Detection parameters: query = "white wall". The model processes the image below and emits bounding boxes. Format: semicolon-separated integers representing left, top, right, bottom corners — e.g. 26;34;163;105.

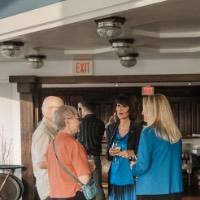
0;83;20;165
0;58;200;83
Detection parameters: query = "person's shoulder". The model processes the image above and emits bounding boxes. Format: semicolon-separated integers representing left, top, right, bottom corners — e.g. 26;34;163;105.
32;124;51;145
32;122;45;138
142;126;155;136
107;121;117;130
57;133;77;145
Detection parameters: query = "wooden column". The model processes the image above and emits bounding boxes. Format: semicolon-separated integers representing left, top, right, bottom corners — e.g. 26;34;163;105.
10;76;38;200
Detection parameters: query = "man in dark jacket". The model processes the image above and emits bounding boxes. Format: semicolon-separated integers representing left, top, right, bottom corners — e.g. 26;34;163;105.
77;99;105;200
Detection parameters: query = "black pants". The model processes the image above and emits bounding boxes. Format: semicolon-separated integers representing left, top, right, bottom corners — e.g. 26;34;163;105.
137;193;182;200
51;191;86;200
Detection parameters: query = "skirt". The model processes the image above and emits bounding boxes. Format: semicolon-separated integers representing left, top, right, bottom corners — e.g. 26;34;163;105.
109;184;136;200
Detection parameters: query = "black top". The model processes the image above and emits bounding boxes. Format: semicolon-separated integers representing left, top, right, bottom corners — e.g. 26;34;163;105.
106;120;145;161
77;114;105;156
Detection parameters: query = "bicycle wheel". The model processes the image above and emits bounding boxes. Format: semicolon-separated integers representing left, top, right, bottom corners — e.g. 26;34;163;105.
11;175;24;200
0;174;22;200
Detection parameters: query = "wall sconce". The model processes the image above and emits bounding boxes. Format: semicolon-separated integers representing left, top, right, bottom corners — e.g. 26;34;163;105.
120;53;139;67
95;16;126;39
25;55;46;69
0;41;24;59
109;38;134;56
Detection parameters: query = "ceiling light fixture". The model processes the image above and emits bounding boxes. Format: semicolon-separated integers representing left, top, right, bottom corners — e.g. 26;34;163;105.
95;16;126;39
0;41;24;59
120;53;139;68
25;55;46;69
109;38;134;56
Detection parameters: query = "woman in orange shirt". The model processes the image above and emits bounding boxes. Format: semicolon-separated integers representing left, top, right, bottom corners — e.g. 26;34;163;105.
46;105;92;200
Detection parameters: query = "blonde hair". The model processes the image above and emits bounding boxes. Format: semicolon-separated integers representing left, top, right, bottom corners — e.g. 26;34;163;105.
143;94;182;143
53;105;78;131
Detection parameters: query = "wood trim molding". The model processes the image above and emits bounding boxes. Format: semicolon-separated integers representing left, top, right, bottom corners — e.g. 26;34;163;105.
9;76;36;83
9;74;200;84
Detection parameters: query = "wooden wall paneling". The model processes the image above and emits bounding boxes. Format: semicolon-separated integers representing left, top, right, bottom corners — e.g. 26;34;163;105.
179;102;186;136
69;95;82;108
171;102;180;126
192;101;197;134
184;102;192;136
100;103;105;123
104;103;114;124
195;102;200;135
94;103;101;119
34;84;42;128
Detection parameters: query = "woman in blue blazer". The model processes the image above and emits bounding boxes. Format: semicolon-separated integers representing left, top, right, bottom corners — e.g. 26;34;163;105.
131;94;183;200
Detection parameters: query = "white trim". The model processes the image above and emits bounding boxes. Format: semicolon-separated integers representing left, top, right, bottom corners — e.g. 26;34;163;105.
42;82;200;88
0;0;168;40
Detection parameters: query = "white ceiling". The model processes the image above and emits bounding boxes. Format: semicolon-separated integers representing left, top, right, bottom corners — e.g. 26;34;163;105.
1;0;200;63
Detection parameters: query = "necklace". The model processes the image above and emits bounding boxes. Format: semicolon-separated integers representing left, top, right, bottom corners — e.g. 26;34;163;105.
118;121;130;137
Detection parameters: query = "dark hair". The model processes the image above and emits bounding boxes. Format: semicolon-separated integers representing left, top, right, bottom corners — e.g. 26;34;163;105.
115;94;139;121
81;98;95;113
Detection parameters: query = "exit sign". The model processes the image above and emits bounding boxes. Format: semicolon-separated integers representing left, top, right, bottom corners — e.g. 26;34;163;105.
73;60;93;76
142;86;155;95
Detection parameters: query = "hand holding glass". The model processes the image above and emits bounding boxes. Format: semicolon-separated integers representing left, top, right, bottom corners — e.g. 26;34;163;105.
111;140;121;163
88;155;96;172
130;155;137;169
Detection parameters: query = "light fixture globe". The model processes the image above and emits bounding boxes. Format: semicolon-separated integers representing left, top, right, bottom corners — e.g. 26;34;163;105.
25;55;46;69
109;38;134;56
95;16;126;39
0;41;24;59
120;53;139;68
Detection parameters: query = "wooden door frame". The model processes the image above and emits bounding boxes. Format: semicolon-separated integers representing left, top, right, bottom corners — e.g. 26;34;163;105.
9;74;200;200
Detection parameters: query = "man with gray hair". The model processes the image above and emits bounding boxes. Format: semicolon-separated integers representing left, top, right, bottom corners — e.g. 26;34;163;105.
31;96;64;200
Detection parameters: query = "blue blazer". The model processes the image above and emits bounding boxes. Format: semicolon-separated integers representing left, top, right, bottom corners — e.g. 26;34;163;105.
132;126;183;195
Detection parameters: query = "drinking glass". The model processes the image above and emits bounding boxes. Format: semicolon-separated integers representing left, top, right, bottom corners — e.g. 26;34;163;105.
88;155;95;171
112;140;121;163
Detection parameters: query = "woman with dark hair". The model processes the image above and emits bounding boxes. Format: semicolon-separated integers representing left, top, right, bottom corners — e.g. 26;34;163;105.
106;94;145;200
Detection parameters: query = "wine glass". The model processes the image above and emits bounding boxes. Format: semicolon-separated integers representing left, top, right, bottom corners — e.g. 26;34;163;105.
129;155;137;170
87;155;95;171
112;140;121;163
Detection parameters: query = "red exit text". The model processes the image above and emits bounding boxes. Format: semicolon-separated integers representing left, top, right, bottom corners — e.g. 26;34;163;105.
73;61;93;76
